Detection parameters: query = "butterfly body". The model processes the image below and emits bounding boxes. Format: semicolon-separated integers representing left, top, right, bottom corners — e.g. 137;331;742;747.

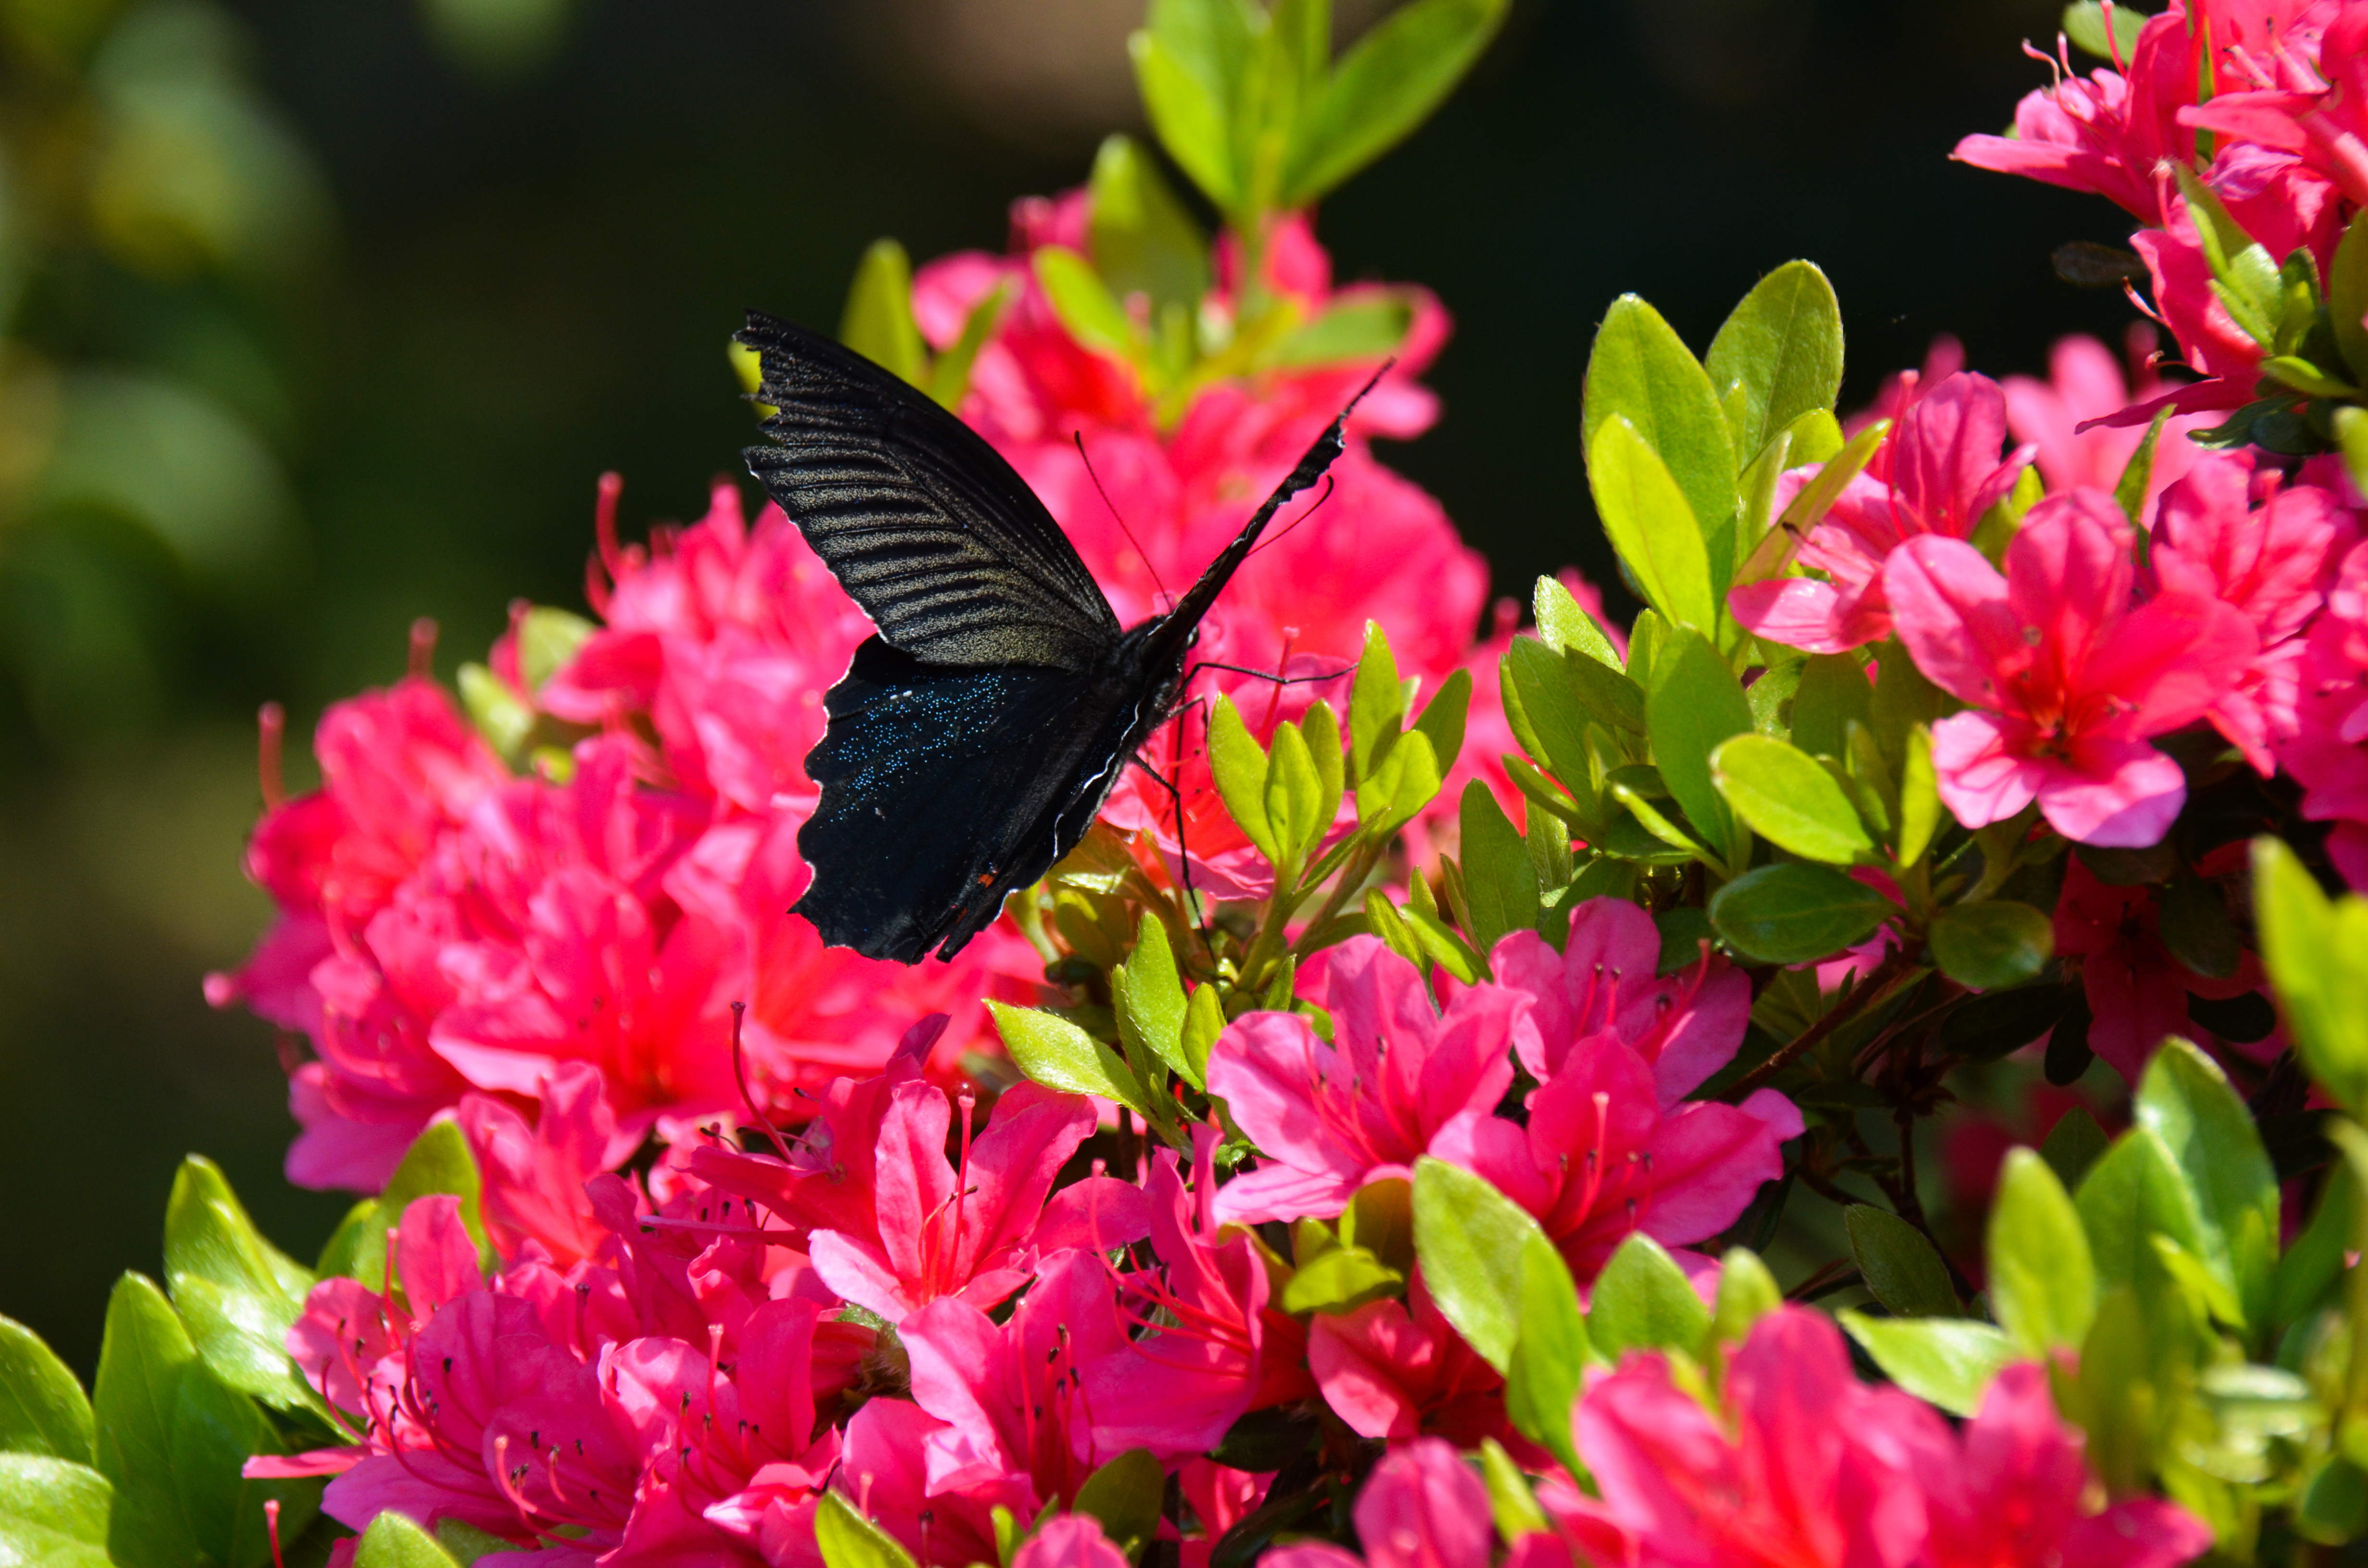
738;310;1369;964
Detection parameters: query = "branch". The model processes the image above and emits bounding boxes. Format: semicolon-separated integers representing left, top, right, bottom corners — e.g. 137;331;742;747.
1730;948;1918;1096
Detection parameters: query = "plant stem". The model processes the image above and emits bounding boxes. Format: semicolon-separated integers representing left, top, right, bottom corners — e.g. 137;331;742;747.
1730;948;1918;1095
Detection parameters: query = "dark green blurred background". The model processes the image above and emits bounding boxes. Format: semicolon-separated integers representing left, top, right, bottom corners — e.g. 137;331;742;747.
0;0;2146;1372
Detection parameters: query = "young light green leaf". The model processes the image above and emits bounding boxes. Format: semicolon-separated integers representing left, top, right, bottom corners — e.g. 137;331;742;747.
1401;899;1484;983
1128;0;1256;211
357;1512;465;1568
2074;1127;2207;1297
1711;733;1873;864
1533;575;1622;669
0;1452;114;1568
2061;0;2146;59
1845;1206;1960;1317
2135;1037;2278;1336
2272;1163;2354;1330
1115;914;1196;1089
839;238;926;386
2038;1107;2110;1192
1364;888;1428;970
1476;1439;1550;1540
815;1489;919;1568
1088;134;1210;313
0;1315;93;1463
1456;781;1540;960
1788;652;1873;761
1281;0;1512;206
1270;296;1417;367
1363;727;1441;834
1073;1448;1165;1556
1928;901;2053;990
1988;1148;2095;1355
1349;621;1405;783
1411;667;1471;776
1209;695;1278;860
2113;407;2174;527
1644;630;1752;865
2254;835;2368;1115
1034;246;1140;363
1703;260;1844;465
1410;1156;1554;1372
1302;700;1345;840
1264;719;1325;868
1181;981;1225;1087
989;1002;1149;1118
1279;1246;1404;1315
2332;208;2368;384
1708;862;1889;964
163;1157;319;1417
1838;1312;2015;1418
1589;416;1715;634
1710;1247;1782;1347
347;1121;488;1291
1896;724;1941;866
1587;1234;1710;1361
1582;296;1737;559
1503;1239;1587;1477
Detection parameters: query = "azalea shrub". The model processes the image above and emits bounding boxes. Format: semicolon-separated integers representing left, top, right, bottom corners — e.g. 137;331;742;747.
23;1;2368;1566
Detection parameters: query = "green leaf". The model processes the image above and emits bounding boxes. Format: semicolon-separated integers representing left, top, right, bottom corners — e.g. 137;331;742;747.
2135;1037;2278;1336
989;1002;1148;1118
1502;638;1594;788
1476;1439;1549;1541
1704;261;1844;466
1073;1448;1165;1559
2299;1454;2368;1544
2112;407;2174;528
1838;1312;2015;1418
436;1519;521;1565
2255;835;2368;1115
1988;1149;2096;1356
1363;727;1441;835
1282;0;1511;206
1587;1234;1710;1361
1710;1247;1782;1347
1181;981;1224;1087
456;663;532;761
1589;416;1716;635
1644;631;1752;866
1209;695;1277;860
1503;1241;1587;1477
1129;0;1255;211
1088;134;1210;315
1895;725;1941;867
1114;914;1196;1089
1455;782;1539;961
815;1490;919;1568
356;1512;464;1568
347;1121;488;1292
2061;0;2147;60
1582;297;1737;577
0;1316;93;1464
1033;246;1140;364
163;1157;320;1419
928;280;1010;410
2331;208;2368;385
1401;898;1484;983
2039;1107;2110;1192
92;1274;317;1568
839;238;926;386
1711;733;1872;865
2075;1127;2207;1298
1279;1245;1404;1314
1270;295;1415;368
1411;668;1470;778
0;1452;114;1568
1264;719;1324;869
1410;1157;1555;1372
1708;862;1889;964
1533;576;1622;669
1928;901;2052;990
1788;652;1873;761
1844;1206;1960;1317
2274;1162;2353;1330
2173;164;2282;346
1347;621;1405;783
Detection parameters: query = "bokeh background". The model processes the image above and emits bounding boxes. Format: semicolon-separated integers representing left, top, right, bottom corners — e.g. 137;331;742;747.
0;0;2149;1372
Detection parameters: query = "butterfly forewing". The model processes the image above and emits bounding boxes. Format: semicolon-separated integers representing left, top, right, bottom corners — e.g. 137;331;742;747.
739;312;1119;672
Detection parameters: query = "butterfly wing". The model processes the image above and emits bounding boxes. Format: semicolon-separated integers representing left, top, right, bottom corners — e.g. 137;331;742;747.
795;636;1143;962
738;312;1121;672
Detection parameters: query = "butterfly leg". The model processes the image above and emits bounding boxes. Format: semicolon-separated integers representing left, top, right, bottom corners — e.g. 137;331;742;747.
1125;751;1214;956
1181;660;1355;687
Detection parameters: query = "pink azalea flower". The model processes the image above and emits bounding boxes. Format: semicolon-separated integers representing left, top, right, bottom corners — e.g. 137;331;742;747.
2055;855;2269;1083
1260;1437;1494;1568
1547;1308;2211;1568
2281;528;2368;885
1951;10;2199;226
2184;1;2368;206
1205;936;1525;1225
1732;372;2034;654
1489;900;1752;1102
1884;489;2257;846
457;1060;629;1265
1012;1515;1131;1568
836;1398;1005;1568
2001;329;2205;516
1428;1019;1800;1284
2150;449;2352;771
1307;1275;1509;1448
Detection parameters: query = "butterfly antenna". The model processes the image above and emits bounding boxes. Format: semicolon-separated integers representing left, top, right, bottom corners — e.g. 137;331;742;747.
1246;473;1336;561
1074;431;1172;610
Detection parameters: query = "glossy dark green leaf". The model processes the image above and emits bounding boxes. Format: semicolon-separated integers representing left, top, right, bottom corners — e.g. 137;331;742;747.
1711;733;1871;864
1586;1234;1709;1361
1410;1157;1554;1372
1703;261;1844;465
1927;901;2052;990
1645;632;1751;866
1837;1312;2014;1418
1937;982;2074;1064
2158;871;2241;979
1282;0;1511;206
1844;1205;1960;1317
1074;1448;1165;1558
839;238;925;386
0;1452;114;1568
1988;1149;2095;1355
0;1314;93;1464
1708;862;1888;965
356;1512;464;1568
2135;1037;2277;1336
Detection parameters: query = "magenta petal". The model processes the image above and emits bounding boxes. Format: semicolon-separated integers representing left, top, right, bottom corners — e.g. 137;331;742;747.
1634;1099;1796;1247
1729;577;1872;655
2034;740;2187;848
1204;1012;1362;1184
1929;711;2041;830
1885;536;2023;706
1013;1516;1131;1568
1353;1437;1495;1568
1208;1161;1360;1226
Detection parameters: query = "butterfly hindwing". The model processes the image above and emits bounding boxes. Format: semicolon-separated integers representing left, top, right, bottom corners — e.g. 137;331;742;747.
795;636;1142;961
739;312;1121;672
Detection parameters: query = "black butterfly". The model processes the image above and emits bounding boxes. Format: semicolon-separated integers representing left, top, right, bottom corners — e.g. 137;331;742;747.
736;310;1375;964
